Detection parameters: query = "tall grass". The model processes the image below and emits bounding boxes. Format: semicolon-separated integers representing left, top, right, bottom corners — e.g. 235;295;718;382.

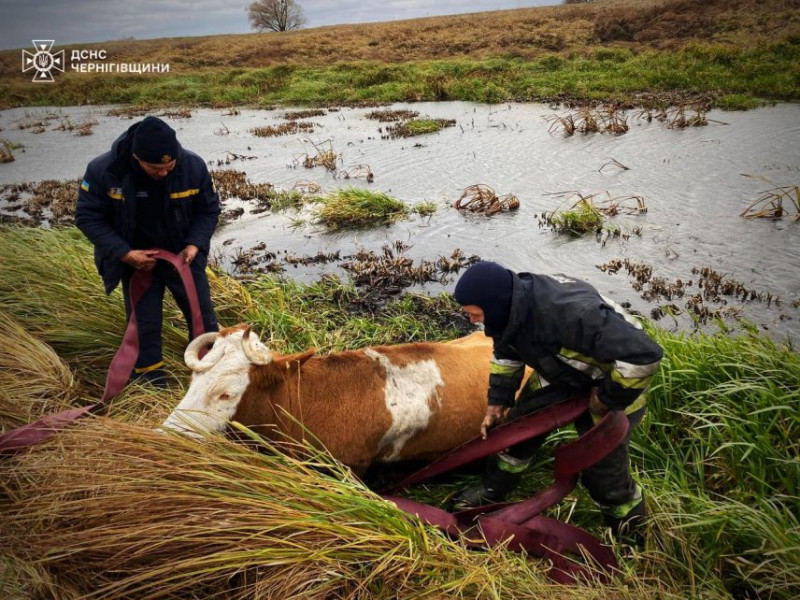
0;227;798;599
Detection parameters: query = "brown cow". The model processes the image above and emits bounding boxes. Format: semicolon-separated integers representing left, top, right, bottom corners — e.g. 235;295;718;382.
161;325;495;473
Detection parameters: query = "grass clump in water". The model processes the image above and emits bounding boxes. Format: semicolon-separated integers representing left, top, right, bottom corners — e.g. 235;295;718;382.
312;186;409;229
541;198;605;235
385;118;456;139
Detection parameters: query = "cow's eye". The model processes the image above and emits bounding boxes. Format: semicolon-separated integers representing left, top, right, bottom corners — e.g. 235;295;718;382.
219;392;231;400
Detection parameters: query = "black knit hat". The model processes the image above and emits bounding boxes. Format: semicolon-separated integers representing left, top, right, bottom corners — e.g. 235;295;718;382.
132;116;181;164
454;261;514;336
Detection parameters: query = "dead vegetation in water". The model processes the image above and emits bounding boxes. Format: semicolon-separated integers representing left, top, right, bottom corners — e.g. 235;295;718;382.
283;109;326;121
740;175;799;222
546;106;629;135
0;139;16;163
636;104;709;128
292;181;322;194
299;140;339;171
208;150;258;167
382;118;456;139
453;184;520;216
230;243;285;275
212;170;305;224
597;258;798;325
335;164;374;183
0;179;80;226
212;170;274;203
107;106;150;119
341;242;480;292
365;109;420;122
251;121;316;137
159;107;193;119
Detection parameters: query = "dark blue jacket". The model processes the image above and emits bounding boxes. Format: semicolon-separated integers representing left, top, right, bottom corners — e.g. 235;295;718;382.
76;122;220;294
487;273;663;411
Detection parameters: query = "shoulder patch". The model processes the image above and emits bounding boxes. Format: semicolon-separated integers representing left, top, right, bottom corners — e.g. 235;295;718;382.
80;180;90;192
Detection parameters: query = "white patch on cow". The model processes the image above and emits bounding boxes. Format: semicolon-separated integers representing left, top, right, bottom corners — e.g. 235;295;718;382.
365;349;445;461
160;329;254;437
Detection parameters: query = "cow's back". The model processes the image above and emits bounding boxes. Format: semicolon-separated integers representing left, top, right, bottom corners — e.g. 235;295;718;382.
254;333;494;473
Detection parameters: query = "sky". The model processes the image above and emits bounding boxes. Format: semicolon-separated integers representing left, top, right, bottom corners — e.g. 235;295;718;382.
1;1;557;51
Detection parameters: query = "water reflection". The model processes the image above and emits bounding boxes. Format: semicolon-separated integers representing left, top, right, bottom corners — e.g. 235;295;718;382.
1;102;798;340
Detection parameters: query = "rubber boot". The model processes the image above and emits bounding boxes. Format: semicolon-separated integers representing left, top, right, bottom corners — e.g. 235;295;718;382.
452;456;524;509
603;497;647;546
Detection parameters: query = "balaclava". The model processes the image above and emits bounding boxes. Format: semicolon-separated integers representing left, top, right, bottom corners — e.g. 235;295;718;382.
454;261;514;336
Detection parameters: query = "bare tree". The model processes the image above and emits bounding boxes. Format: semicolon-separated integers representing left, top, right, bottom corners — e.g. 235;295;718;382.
248;0;306;32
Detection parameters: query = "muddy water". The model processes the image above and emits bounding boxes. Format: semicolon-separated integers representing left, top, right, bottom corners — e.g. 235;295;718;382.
1;102;798;340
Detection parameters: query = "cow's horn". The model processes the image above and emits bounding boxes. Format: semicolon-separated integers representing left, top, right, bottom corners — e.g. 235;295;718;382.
184;332;221;372
242;327;273;365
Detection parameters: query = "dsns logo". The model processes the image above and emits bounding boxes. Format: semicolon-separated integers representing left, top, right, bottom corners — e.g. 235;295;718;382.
22;40;65;83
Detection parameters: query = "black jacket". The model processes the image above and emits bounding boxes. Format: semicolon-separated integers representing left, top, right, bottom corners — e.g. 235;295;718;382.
487;272;663;411
75;122;220;294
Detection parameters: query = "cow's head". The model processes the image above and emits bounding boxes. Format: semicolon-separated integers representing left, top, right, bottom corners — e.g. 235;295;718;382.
160;324;314;438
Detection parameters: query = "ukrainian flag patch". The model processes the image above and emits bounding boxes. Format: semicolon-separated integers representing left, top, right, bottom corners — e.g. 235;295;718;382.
80;180;90;192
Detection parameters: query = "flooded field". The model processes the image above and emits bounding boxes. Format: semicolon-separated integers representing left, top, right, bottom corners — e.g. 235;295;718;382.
1;102;798;340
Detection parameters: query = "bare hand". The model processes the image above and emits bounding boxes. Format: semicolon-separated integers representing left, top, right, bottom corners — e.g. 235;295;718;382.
481;405;508;439
589;387;609;418
122;249;159;271
182;244;199;264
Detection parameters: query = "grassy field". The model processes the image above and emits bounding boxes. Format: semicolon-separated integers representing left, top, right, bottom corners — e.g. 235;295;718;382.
0;226;798;599
1;0;798;109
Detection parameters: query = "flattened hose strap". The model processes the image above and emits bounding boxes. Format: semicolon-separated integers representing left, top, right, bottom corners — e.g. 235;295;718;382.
383;402;630;584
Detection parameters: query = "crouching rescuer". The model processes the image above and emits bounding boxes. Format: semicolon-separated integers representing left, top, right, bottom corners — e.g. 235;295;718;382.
452;261;663;541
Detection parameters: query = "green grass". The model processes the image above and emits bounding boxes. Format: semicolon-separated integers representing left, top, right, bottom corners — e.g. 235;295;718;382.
543;199;605;235
311;187;409;229
1;41;797;109
0;226;798;599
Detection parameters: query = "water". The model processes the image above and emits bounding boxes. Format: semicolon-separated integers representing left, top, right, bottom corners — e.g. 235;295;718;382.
1;102;799;340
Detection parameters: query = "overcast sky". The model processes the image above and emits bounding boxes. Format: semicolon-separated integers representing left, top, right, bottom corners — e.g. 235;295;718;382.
1;1;557;51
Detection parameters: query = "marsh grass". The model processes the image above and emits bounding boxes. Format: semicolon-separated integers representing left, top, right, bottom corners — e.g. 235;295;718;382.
1;227;799;599
312;186;409;229
542;198;605;235
385;118;457;139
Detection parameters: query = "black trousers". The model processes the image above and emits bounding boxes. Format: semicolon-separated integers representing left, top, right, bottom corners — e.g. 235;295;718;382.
122;259;219;372
500;379;644;509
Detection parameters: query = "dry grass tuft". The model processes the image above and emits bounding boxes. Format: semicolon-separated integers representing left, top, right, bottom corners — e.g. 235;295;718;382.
454;184;520;215
0;419;570;600
0;311;79;432
740;174;799;221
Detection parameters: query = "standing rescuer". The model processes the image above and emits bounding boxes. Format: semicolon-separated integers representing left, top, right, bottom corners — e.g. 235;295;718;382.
76;116;220;386
452;261;663;541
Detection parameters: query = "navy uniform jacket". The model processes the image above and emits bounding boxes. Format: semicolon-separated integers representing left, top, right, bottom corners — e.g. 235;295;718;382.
75;122;220;294
487;272;663;412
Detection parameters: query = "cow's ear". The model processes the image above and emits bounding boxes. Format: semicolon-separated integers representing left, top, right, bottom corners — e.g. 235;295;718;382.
277;348;316;370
